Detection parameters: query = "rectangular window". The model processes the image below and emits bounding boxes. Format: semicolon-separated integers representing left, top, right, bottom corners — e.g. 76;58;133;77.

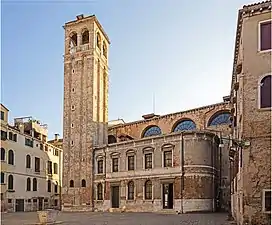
35;157;40;172
145;153;152;169
8;132;13;140
53;163;58;174
97;160;103;174
264;190;271;212
25;138;33;147
0;111;4;120
128;156;135;171
1;172;4;184
13;134;17;142
260;20;272;51
54;149;59;156
112;158;118;172
1;130;7;140
163;150;172;167
47;161;52;174
8;199;12;204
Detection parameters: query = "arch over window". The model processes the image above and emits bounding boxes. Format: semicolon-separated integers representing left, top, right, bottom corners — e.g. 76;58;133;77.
97;183;103;200
33;178;37;191
142;126;162;138
70;33;77;48
82;30;89;44
208;111;231;126
26;177;31;191
96;33;101;49
69;180;74;187
108;135;117;144
260;75;271;108
102;41;107;58
8;174;13;190
8;150;14;165
26;154;31;168
128;181;134;200
173;119;196;132
81;179;86;187
47;180;51;192
1;148;5;161
145;180;152;200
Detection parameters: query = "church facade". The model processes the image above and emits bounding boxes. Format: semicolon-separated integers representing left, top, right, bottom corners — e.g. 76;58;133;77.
59;14;233;213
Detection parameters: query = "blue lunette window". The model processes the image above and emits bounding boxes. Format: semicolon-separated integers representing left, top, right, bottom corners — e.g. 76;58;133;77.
143;126;162;137
208;112;231;126
173;120;196;132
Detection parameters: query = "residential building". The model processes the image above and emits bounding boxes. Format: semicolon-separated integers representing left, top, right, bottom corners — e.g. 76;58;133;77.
230;1;271;224
0;104;63;212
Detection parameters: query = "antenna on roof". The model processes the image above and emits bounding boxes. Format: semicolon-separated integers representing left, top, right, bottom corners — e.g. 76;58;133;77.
153;92;156;114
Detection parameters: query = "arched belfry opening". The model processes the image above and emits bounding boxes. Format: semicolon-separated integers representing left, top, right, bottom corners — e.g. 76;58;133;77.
70;33;77;48
82;30;89;44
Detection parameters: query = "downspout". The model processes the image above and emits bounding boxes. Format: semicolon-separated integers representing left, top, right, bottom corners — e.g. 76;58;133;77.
59;149;62;211
180;133;184;213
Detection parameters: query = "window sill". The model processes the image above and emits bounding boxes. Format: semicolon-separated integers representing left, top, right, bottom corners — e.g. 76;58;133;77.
7;189;15;192
262;211;271;214
258;107;271;112
258;49;272;54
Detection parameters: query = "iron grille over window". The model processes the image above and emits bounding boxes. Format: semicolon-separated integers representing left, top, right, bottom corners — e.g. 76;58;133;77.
143;126;162;137
173;120;196;132
112;158;118;172
128;181;134;200
164;151;172;167
145;153;152;169
145;180;152;200
128;156;135;171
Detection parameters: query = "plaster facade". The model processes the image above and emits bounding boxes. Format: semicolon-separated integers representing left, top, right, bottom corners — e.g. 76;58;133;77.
0;104;63;212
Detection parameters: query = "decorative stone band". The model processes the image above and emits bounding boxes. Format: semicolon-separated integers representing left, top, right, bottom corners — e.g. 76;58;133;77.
182;199;215;213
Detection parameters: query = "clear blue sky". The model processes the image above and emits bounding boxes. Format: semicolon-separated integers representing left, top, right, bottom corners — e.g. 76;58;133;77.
1;0;256;139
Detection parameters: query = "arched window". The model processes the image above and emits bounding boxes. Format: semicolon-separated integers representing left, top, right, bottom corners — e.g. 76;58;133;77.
82;30;89;44
70;33;77;48
1;148;5;161
145;180;152;200
47;180;51;192
97;183;103;200
33;178;37;191
26;177;31;191
81;179;86;187
142;126;162;137
260;75;271;108
96;33;101;49
108;135;117;144
8;150;14;165
69;180;74;187
55;182;58;193
127;181;134;200
1;172;4;184
102;41;107;58
173;119;196;132
26;154;31;168
8;175;13;190
208;112;231;126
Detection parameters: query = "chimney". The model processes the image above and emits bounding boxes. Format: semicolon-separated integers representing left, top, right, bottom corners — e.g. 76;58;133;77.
54;133;59;141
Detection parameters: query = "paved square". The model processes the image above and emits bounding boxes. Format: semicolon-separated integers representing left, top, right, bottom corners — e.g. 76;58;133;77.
2;212;232;225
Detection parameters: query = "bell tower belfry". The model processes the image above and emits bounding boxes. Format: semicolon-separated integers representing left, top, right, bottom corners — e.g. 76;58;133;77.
62;14;110;210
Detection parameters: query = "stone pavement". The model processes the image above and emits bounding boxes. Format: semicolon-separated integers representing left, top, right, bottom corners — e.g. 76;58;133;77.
1;212;234;225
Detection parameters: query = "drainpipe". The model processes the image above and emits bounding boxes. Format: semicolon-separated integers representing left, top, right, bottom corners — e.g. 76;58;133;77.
59;149;62;211
180;133;184;214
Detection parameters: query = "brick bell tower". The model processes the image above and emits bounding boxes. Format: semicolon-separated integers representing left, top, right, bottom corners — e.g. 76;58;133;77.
62;14;110;210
